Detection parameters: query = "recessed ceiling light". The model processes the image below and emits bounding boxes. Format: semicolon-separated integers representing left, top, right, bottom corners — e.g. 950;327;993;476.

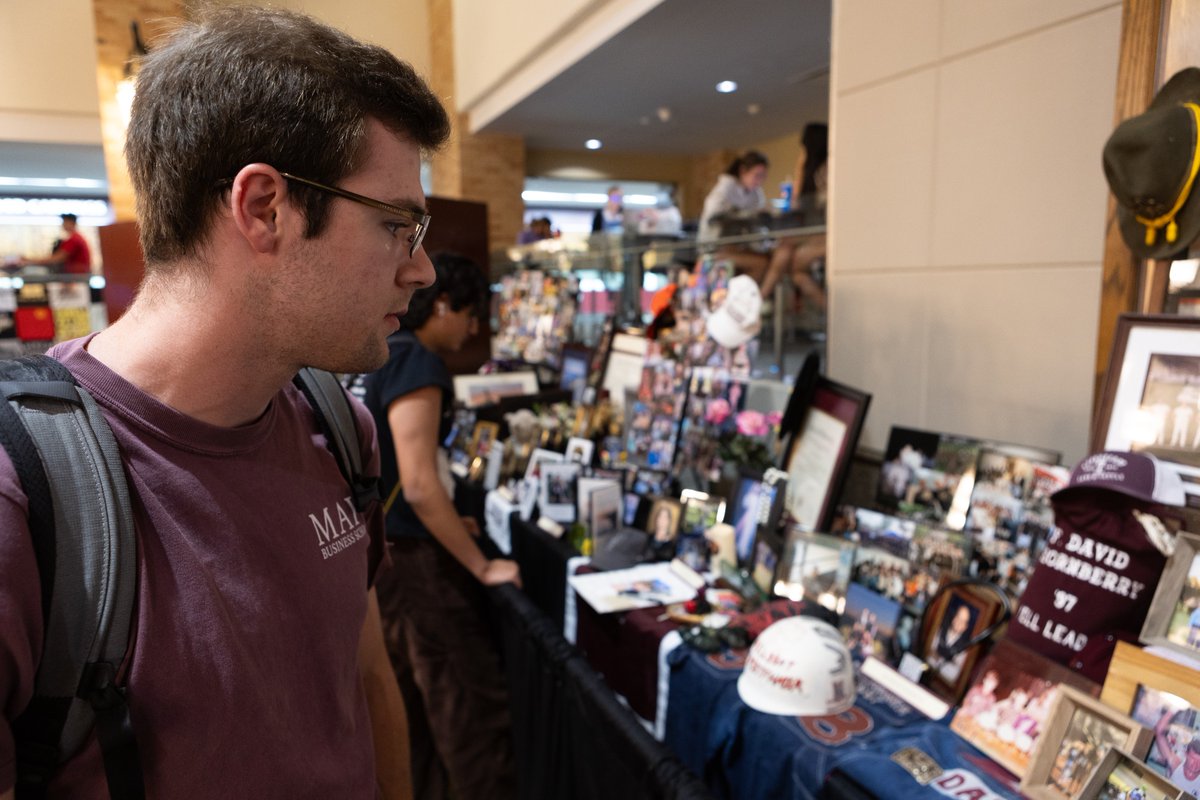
585;139;602;150
657;106;671;122
747;103;761;115
716;80;738;93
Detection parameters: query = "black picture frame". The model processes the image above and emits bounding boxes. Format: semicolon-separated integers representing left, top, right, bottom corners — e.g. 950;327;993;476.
780;376;870;533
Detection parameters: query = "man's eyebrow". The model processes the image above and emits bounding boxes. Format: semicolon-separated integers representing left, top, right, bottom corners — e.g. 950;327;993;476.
391;198;428;217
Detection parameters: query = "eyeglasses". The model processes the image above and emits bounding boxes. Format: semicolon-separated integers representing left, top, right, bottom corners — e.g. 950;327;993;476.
279;172;431;258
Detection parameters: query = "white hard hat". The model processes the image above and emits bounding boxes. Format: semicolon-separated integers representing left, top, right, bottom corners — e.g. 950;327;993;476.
736;616;856;716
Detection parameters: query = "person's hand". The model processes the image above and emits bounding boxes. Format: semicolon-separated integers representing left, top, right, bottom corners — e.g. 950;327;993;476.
462;516;481;538
479;558;521;589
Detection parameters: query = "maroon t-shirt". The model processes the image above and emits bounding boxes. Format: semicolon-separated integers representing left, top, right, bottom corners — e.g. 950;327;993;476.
0;335;384;797
1006;490;1167;683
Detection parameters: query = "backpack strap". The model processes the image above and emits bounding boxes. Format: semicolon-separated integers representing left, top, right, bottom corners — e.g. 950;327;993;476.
0;355;144;800
293;367;380;513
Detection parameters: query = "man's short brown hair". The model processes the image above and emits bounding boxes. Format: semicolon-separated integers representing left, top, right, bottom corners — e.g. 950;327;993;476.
126;5;450;266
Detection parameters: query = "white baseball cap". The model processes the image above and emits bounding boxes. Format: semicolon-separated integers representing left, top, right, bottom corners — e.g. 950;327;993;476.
737;616;856;716
707;274;762;348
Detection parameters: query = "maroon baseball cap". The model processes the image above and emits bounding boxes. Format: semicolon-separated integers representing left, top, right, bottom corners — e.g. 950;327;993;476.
1053;450;1185;506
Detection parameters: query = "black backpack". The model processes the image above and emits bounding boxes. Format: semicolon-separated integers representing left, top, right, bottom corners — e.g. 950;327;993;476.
0;355;378;799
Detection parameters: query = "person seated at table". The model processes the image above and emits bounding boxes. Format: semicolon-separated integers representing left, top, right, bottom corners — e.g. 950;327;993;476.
759;123;828;309
698;150;826;313
363;252;521;800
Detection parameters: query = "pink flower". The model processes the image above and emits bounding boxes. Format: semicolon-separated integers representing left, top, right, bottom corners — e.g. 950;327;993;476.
765;410;783;428
736;410;769;437
706;398;731;425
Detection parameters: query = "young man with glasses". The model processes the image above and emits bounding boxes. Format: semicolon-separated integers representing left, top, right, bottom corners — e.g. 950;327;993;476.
0;6;454;799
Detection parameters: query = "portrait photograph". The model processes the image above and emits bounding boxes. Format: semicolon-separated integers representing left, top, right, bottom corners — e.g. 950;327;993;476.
645;498;682;546
1021;684;1152;800
924;592;980;687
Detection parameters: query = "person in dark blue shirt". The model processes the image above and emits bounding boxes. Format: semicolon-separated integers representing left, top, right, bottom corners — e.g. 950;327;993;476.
364;252;520;800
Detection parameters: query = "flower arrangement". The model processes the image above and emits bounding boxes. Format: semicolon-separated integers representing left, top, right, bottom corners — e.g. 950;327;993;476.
716;409;783;474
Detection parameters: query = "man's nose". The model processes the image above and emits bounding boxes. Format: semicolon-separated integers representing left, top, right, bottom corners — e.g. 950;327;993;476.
406;247;435;288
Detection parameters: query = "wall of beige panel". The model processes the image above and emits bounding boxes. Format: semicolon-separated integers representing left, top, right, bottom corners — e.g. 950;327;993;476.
826;0;1121;466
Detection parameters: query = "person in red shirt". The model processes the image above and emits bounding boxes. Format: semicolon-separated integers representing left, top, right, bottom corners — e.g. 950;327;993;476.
19;213;92;274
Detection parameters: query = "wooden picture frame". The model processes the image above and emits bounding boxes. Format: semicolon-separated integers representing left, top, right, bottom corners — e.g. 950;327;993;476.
470;420;500;459
781;376;870;533
1076;747;1197;800
950;637;1099;779
453;370;539;409
919;582;1007;704
1101;640;1200;715
1142;532;1200;662
1020;685;1152;800
1091;313;1200;507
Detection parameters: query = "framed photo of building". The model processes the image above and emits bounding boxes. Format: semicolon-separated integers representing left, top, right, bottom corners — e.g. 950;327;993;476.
1093;313;1200;508
1142;532;1200;661
1020;685;1152;800
453;371;539;409
781;376;870;532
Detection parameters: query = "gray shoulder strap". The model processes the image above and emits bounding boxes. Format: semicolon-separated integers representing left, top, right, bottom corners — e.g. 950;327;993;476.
293;367;379;512
2;359;142;794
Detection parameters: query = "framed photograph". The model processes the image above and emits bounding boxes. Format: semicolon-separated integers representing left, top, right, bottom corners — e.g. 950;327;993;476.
1093;313;1200;507
645;497;683;548
950;637;1099;779
1076;747;1197;800
1142;532;1200;661
772;528;856;608
840;582;904;663
875;426;981;530
565;436;595;466
453;371;539;409
1021;684;1153;800
1102;641;1200;793
588;482;622;537
470;421;500;459
729;468;789;569
782;376;870;532
539;462;581;523
920;582;1008;703
676;489;727;571
558;343;592;392
524;447;564;481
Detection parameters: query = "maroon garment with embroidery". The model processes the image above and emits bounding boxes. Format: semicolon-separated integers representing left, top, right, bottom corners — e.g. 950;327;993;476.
0;335;384;797
1006;489;1167;683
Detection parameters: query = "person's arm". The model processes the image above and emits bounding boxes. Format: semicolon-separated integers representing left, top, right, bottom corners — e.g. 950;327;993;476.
387;387;520;587
17;250;68;268
358;589;412;800
1155;708;1183;774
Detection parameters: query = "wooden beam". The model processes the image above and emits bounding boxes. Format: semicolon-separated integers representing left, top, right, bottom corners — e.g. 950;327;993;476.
1093;0;1164;430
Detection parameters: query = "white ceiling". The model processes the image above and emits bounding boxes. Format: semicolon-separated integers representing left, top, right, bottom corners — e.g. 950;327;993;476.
480;0;832;154
0;0;831;194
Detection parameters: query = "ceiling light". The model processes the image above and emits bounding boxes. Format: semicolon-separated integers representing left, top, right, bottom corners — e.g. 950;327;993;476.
716;80;738;93
746;103;761;115
656;107;671;122
585;139;602;150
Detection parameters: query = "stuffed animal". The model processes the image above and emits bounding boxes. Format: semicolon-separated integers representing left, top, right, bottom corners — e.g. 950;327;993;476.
503;408;540;479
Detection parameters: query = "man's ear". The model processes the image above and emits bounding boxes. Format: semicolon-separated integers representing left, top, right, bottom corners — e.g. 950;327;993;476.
228;164;290;254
